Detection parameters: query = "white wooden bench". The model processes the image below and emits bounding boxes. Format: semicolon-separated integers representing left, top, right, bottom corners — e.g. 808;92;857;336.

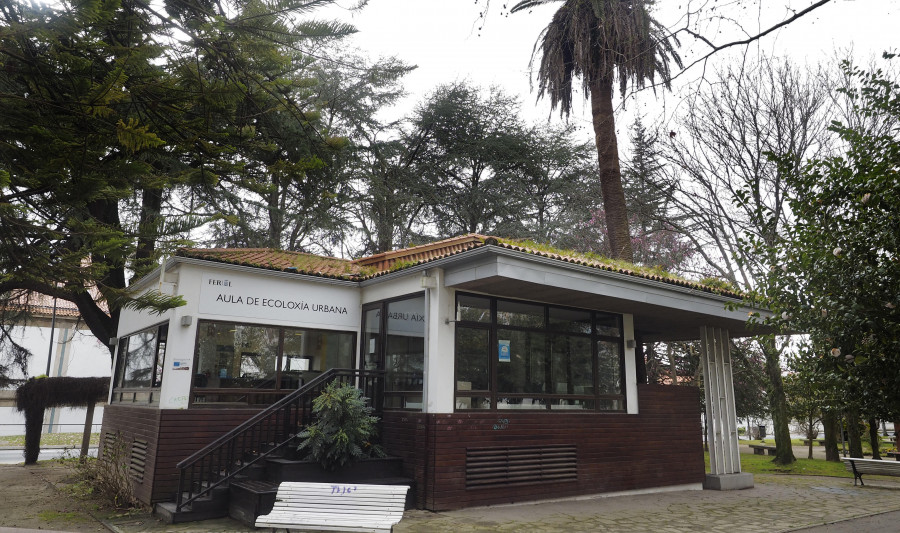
255;481;409;532
841;457;900;486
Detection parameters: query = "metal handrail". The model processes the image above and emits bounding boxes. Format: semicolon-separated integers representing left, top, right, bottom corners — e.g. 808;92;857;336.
174;368;384;512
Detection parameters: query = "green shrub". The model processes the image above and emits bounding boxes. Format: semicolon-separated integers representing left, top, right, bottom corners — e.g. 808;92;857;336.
297;381;385;470
68;433;141;510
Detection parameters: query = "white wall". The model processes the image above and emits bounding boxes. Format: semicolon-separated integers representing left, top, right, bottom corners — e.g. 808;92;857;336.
1;322;110;437
127;262;366;409
360;273;422;304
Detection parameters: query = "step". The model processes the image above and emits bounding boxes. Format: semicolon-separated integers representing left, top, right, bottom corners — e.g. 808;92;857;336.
154;482;231;524
229;480;279;526
155;496;228;524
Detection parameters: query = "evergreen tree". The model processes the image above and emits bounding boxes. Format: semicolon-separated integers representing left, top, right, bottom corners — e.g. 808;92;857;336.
0;0;358;374
757;56;900;441
413;82;531;236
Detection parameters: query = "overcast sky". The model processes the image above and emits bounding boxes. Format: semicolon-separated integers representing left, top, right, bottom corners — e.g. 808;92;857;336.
321;0;899;140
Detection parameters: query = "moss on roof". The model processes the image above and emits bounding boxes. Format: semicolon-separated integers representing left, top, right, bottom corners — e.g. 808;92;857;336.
491;237;742;299
176;235;743;299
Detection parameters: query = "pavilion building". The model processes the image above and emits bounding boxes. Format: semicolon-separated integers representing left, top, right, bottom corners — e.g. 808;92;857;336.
101;234;758;516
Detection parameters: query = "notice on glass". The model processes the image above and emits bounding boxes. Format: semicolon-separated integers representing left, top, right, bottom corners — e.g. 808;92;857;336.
498;340;510;363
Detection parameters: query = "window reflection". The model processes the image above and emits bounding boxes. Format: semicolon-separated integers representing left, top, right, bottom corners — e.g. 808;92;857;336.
116;324;167;390
496;329;546;395
455;327;490;391
196;323;279;391
192;321;355;405
454;294;624;412
384;296;425;409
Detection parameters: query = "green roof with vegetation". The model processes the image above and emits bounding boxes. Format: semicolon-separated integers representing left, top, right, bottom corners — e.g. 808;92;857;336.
177;234;743;299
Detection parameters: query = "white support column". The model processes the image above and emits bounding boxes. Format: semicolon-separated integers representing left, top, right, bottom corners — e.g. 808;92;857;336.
423;268;455;413
623;314;638;414
700;326;753;490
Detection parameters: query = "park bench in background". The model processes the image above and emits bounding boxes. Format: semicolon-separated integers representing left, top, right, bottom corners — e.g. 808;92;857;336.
255;482;409;532
841;457;900;486
749;444;776;456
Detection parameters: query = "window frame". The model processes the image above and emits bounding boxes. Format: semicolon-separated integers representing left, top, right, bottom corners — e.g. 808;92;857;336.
189;319;357;406
454;292;626;412
360;292;426;411
110;322;168;405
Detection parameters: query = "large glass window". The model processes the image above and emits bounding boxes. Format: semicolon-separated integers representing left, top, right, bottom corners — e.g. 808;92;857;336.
385;297;425;406
497;300;544;328
455;328;490;392
196;323;279;391
454;294;625;412
193;320;355;405
361;294;425;410
457;294;490;323
496;329;546;395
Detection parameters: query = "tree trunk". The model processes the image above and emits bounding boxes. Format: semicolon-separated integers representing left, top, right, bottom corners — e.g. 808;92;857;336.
806;414;814;459
634;338;647;385
761;336;795;464
135;187;162;279
667;343;677;385
868;417;882;460
822;410;840;462
847;408;864;458
589;77;633;263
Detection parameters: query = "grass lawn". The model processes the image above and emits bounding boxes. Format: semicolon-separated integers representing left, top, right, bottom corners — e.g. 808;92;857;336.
706;452;851;477
0;432;100;447
737;452;851;477
706;451;899;482
741;438;893;455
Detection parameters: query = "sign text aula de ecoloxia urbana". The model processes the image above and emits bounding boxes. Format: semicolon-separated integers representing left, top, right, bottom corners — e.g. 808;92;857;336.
214;293;349;314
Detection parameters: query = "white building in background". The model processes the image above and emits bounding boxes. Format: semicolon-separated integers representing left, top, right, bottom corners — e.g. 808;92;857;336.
0;294;111;437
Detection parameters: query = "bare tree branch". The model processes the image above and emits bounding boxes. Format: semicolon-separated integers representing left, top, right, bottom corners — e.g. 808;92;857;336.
670;0;834;83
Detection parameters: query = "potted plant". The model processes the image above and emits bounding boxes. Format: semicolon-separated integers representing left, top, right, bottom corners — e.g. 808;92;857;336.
297;381;385;471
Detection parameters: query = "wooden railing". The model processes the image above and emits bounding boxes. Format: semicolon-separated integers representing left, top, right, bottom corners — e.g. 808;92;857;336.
174;368;384;512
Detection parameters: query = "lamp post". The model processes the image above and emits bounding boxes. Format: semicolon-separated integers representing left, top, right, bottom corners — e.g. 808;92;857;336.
45;296;58;377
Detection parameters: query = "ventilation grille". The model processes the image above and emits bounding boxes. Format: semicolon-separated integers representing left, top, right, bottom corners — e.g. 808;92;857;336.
129;439;148;482
466;444;577;489
102;432;117;460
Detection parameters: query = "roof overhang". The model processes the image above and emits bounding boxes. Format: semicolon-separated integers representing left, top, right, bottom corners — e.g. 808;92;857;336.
436;246;772;342
128;256;359;293
133;245;772;342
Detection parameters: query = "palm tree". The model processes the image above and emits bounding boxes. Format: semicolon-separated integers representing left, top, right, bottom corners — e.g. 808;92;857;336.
511;0;681;262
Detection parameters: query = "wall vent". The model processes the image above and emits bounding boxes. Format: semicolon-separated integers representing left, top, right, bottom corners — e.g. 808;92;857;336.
129;439;148;483
466;444;577;489
101;432;117;460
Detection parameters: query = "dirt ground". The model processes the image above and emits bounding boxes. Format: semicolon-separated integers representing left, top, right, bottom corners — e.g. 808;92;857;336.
0;460;132;532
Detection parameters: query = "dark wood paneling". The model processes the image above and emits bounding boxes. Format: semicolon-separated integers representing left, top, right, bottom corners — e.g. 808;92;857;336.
382;384;704;511
99;405;161;505
101;405;262;504
103;384;703;510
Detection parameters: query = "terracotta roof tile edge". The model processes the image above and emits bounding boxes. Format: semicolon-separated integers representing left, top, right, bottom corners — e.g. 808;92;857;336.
178;247;353;263
175;240;741;298
175;249;358;280
354;234;489;267
359;240;485;279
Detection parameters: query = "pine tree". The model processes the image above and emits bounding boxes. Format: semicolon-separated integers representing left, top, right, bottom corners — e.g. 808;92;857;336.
0;0;358;374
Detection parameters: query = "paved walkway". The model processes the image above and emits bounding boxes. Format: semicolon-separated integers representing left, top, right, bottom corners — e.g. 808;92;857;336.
2;455;899;533
392;474;900;533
